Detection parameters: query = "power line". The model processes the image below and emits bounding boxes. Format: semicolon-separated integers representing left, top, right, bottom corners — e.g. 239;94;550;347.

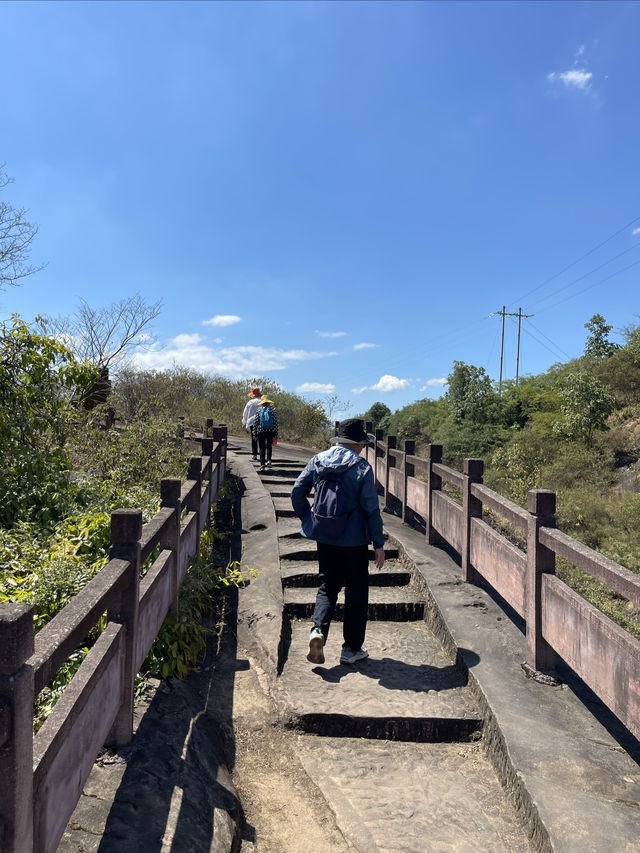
526;242;640;311
526;319;572;360
519;323;569;363
536;257;640;314
507;213;640;309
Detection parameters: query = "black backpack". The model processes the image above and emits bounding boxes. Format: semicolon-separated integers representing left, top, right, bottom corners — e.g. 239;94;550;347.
311;473;349;539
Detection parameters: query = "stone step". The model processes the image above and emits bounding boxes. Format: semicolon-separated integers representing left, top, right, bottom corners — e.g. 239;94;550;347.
277;621;482;742
259;468;303;479
282;562;412;588
275;517;305;537
295;738;529;852
275;507;297;518
272;496;296;510
283;587;425;621
279;545;400;562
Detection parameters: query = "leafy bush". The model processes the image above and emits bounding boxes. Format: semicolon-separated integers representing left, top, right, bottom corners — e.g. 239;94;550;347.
0;315;97;526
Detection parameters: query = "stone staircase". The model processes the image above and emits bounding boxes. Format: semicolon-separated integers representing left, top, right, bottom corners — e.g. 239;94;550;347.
246;450;532;853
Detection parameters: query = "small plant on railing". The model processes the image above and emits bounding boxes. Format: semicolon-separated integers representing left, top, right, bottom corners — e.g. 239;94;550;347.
142;478;257;681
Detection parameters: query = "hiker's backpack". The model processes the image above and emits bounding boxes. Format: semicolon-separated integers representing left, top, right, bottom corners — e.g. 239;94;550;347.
311;474;350;539
259;406;274;430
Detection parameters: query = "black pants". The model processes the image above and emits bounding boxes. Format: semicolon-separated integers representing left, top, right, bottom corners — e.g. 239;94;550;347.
250;426;258;457
313;543;369;650
257;431;274;465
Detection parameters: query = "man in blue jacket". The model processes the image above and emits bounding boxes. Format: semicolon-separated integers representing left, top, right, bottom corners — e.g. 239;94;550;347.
291;419;385;665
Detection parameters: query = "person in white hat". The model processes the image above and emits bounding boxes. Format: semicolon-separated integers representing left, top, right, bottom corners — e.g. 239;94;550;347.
241;386;261;460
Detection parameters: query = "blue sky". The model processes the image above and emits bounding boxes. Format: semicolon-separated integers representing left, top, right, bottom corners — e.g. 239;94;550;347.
1;0;639;418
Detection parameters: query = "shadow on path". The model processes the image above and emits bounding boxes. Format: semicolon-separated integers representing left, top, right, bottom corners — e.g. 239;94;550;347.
97;492;255;853
312;649;480;693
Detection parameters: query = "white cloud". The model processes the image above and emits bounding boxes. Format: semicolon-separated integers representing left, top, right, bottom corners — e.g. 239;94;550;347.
351;374;410;394
547;70;593;91
574;45;585;62
173;333;203;347
315;330;347;338
420;378;447;391
296;382;336;394
633;228;640;236
203;314;242;327
353;342;379;350
132;333;337;378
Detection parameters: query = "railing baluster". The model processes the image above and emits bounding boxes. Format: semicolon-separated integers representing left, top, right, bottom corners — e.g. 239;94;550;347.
526;489;558;672
106;509;141;747
0;603;34;853
462;458;484;584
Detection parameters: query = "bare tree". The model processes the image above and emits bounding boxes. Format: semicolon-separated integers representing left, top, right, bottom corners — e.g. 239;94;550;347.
41;293;163;372
0;165;45;289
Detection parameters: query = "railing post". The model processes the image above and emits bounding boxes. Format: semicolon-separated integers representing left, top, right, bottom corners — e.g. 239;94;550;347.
526;489;558;672
374;428;384;494
160;478;182;613
210;425;226;496
365;422;373;464
205;417;214;438
403;440;415;525
385;435;397;513
426;444;442;545
462;458;484;584
202;437;214;525
107;509;142;747
334;420;339;435
187;457;202;547
0;604;34;853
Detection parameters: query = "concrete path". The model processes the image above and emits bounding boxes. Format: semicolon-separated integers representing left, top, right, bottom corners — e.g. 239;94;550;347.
233;439;640;853
235;444;531;852
57;437;640;852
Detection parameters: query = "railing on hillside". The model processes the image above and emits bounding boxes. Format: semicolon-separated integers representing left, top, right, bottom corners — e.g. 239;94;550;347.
0;422;228;853
362;423;640;744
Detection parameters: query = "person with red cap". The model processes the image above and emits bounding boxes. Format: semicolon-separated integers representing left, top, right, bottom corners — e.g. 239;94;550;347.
242;386;261;460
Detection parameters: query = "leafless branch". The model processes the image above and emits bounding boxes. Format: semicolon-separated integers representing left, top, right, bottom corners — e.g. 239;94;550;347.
0;165;46;288
41;293;163;371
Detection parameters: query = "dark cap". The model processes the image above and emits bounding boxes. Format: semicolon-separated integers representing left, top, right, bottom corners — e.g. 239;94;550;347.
329;418;375;447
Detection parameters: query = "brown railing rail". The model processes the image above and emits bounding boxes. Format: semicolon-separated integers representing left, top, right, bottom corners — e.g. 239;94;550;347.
0;422;227;853
363;423;640;744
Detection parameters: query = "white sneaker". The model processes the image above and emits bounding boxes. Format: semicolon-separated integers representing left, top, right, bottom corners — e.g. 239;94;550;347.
307;627;325;664
340;646;369;665
267;461;272;468
258;465;266;472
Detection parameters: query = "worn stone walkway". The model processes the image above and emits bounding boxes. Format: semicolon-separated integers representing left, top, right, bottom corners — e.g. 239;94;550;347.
58;438;640;852
235;441;640;853
237;447;531;852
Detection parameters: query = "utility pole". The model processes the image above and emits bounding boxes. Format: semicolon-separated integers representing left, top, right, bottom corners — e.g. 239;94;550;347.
515;307;533;385
499;305;505;394
490;307;533;392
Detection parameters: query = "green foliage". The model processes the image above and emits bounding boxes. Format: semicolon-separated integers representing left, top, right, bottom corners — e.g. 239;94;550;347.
378;398;447;448
445;361;495;424
584;313;618;360
143;514;258;680
360;402;392;428
111;369;331;446
554;371;616;446
0;316;97;526
69;406;186;514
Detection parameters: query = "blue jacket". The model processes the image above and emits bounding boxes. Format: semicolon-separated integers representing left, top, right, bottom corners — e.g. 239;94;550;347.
291;445;384;548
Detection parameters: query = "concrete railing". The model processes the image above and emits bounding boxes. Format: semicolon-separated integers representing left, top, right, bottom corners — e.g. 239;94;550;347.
0;423;228;853
362;424;640;744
